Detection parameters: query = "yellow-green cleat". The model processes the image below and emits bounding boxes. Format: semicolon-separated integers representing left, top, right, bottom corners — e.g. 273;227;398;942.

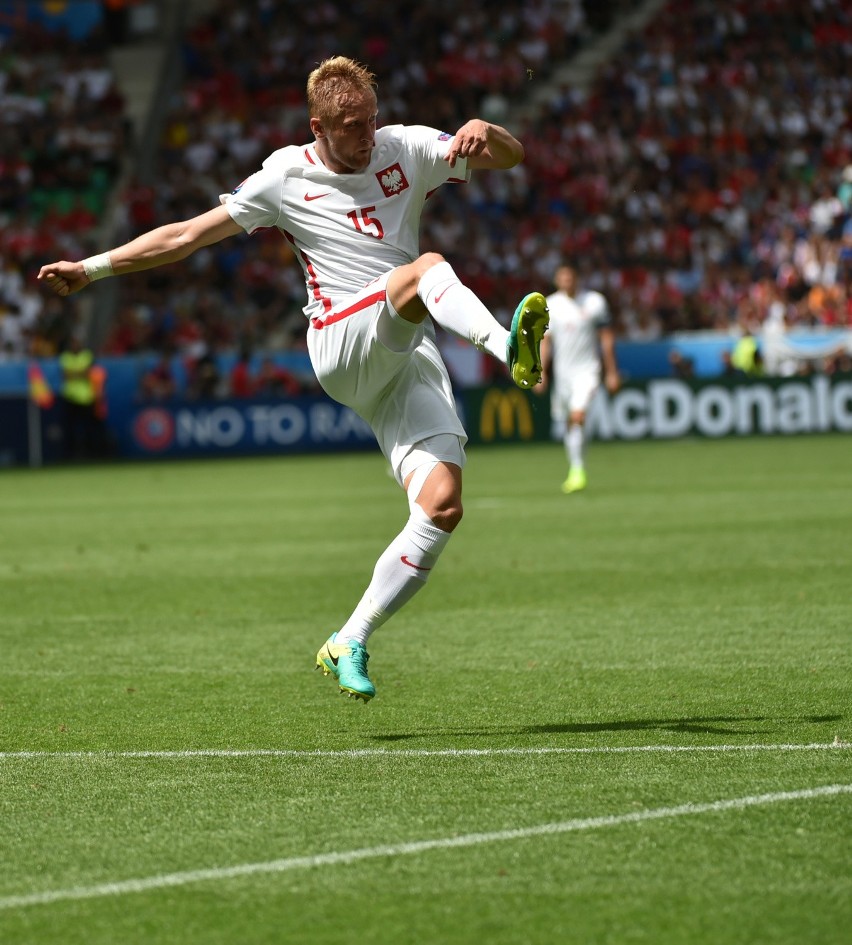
561;467;587;494
316;633;375;702
507;292;549;389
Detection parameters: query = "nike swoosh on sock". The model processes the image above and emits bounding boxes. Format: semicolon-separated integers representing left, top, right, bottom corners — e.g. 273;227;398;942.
400;555;432;571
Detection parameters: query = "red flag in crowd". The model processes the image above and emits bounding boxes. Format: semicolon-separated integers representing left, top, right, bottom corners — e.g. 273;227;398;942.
27;361;54;409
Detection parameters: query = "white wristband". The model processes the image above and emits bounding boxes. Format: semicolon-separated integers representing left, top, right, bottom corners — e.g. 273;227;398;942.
82;252;114;282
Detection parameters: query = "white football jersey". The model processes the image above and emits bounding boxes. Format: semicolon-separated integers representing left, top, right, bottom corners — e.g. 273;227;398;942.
221;125;469;324
545;288;611;374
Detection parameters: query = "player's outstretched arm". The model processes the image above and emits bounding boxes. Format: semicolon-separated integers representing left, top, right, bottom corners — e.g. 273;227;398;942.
38;205;243;297
444;119;524;170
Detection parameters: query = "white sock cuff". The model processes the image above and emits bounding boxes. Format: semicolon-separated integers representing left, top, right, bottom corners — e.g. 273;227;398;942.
416;260;457;303
408;503;451;553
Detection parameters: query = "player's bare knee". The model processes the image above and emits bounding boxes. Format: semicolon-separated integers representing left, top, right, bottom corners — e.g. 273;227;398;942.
429;500;463;532
415;482;463;531
407;457;463;529
429;480;464;530
414;252;446;277
390;256;446;314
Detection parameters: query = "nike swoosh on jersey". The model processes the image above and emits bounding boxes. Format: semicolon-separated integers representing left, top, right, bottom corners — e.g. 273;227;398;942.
304;192;331;201
400;555;431;571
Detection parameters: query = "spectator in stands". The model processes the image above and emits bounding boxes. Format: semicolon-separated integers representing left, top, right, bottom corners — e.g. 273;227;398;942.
139;351;177;402
59;335;103;459
838;166;852;215
670;350;695;380
730;332;764;377
185;350;221;400
229;345;255;398
102;0;139;46
254;356;302;398
810;185;844;239
103;304;144;355
825;348;852;376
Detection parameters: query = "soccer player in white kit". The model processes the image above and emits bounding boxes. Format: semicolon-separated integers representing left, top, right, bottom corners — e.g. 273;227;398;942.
38;57;549;702
539;264;620;493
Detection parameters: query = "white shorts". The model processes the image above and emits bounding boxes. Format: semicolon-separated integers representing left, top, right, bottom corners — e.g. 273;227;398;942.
551;367;601;420
307;272;468;484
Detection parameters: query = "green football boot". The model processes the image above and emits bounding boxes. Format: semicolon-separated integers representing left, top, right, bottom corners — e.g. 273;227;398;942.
316;633;375;702
561;467;587;494
507;292;549;389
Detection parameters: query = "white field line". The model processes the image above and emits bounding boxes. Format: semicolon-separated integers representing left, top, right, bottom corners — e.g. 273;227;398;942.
0;742;848;761
1;784;849;912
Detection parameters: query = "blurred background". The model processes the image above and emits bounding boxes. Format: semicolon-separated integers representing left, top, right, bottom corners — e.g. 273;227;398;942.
0;0;850;466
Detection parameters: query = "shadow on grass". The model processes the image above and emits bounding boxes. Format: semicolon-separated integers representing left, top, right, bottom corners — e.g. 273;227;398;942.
370;714;842;742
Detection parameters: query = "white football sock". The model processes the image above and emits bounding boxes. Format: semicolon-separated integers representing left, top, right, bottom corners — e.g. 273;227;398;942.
417;260;509;363
566;423;585;470
336;504;451;646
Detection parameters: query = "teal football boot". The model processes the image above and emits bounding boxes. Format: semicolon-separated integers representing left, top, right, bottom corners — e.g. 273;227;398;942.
316;633;375;702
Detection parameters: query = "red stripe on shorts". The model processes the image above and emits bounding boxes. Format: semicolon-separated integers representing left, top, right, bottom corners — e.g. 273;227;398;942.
310;290;387;329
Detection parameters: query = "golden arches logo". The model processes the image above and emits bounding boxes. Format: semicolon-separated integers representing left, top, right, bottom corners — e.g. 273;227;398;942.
480;388;534;441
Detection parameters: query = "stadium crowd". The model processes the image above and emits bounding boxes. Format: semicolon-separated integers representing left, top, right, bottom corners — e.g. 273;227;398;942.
515;0;852;346
0;3;130;360
3;0;851;384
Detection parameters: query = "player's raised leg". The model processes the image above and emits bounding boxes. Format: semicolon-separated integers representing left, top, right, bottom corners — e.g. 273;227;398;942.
388;255;549;388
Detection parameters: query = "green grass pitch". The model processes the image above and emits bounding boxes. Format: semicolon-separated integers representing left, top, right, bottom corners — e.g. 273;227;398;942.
1;436;850;944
